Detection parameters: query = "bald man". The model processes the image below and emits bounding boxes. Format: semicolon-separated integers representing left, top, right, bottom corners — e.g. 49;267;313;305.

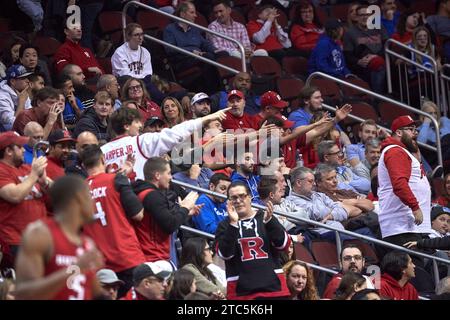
23;121;45;164
65;131;99;177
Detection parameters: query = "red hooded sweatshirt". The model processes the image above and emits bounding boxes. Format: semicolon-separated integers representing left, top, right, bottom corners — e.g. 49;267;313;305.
380;273;419;300
380;136;423;211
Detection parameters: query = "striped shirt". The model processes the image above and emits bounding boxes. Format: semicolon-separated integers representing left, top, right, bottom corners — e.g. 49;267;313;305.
208;19;252;53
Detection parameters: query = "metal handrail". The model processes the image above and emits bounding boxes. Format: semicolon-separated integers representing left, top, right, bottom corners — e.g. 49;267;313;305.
385;39;441;109
173;180;438;298
172;179;450;266
440;65;450;116
305;72;443;169
122;1;246;73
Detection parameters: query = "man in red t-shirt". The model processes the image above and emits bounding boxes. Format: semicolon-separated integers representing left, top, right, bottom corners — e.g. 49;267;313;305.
46;129;76;180
0;131;50;266
221;90;259;131
80;145;145;297
14;175;106;300
253;90;288;126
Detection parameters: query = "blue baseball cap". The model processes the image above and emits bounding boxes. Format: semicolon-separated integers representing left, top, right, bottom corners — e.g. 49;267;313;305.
6;64;33;81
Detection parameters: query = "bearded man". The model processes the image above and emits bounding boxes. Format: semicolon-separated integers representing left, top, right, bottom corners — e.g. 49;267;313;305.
378;116;432;264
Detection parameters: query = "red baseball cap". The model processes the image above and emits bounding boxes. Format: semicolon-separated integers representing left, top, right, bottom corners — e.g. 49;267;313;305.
0;131;29;150
279;115;294;129
391;115;417;132
260;91;288;109
227;89;244;101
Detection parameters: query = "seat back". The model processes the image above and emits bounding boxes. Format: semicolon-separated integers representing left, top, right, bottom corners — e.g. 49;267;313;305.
310;240;339;268
294;242;316;264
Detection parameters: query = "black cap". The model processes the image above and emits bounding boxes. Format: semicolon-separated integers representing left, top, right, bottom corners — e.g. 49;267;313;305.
144;116;165;127
132;262;172;286
431;206;450;221
48;130;76;145
325;18;343;32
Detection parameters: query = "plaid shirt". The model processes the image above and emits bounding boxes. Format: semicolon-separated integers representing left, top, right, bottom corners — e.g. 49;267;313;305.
208;19;252;53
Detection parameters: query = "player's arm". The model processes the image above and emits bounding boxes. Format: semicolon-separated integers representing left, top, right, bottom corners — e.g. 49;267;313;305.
14;221;71;300
114;173;144;221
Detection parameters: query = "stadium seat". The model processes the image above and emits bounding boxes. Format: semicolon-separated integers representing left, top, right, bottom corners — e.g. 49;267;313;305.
276;77;304;112
216;56;243;87
310;240;340;268
310;78;342;105
281;56;309;79
250;56;282;78
231;9;247;25
341;77;372;102
330;4;350;22
136;10;170;33
347;102;379;123
378;102;416;127
294;242;316;264
98;11;132;34
342;239;379;266
97;57;112;74
32;36;62;58
409;266;435;295
432;177;445;198
195;13;209;28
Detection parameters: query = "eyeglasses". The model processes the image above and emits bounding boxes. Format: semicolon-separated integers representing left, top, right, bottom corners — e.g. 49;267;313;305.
342;255;363;262
129;84;142;91
229;193;249;202
400;126;418;132
327;150;344;157
132;33;144;37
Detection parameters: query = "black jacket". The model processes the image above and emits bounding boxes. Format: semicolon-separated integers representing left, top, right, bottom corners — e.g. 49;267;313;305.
417;236;450;250
73;107;109;142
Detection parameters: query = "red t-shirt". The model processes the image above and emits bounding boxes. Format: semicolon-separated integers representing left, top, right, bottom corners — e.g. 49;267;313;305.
44;218;95;300
221;111;259;131
0;162;47;245
282;134;307;169
46;157;65;180
83;172;145;272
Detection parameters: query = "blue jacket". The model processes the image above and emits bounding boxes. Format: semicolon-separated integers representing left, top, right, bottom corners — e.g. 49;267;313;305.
230;170;261;204
63;97;85;125
192;194;228;234
308;34;350;78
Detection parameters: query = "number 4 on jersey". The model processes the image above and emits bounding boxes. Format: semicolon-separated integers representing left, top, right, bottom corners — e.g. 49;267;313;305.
93;202;107;226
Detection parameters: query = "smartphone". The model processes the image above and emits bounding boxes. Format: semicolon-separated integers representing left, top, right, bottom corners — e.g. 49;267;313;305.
33;141;49;158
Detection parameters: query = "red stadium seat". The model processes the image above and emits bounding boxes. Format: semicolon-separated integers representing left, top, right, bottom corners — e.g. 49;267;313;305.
310;77;342;104
195;13;209;28
330;4;350;23
136;10;170;32
250;56;282;78
378;102;416;127
310;240;339;268
276;77;304;112
216;56;243;86
32;36;62;57
281;56;309;79
347;102;379;123
342;239;379;266
98;11;132;34
341;77;372;102
294;242;316;264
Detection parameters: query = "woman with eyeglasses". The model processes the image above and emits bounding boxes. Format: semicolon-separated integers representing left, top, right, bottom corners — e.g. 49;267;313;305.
179;237;226;299
289;1;324;57
121;77;163;122
112;23;153;80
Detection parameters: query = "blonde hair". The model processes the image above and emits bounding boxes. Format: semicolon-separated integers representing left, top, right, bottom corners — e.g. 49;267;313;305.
162;96;185;127
421;100;440;121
